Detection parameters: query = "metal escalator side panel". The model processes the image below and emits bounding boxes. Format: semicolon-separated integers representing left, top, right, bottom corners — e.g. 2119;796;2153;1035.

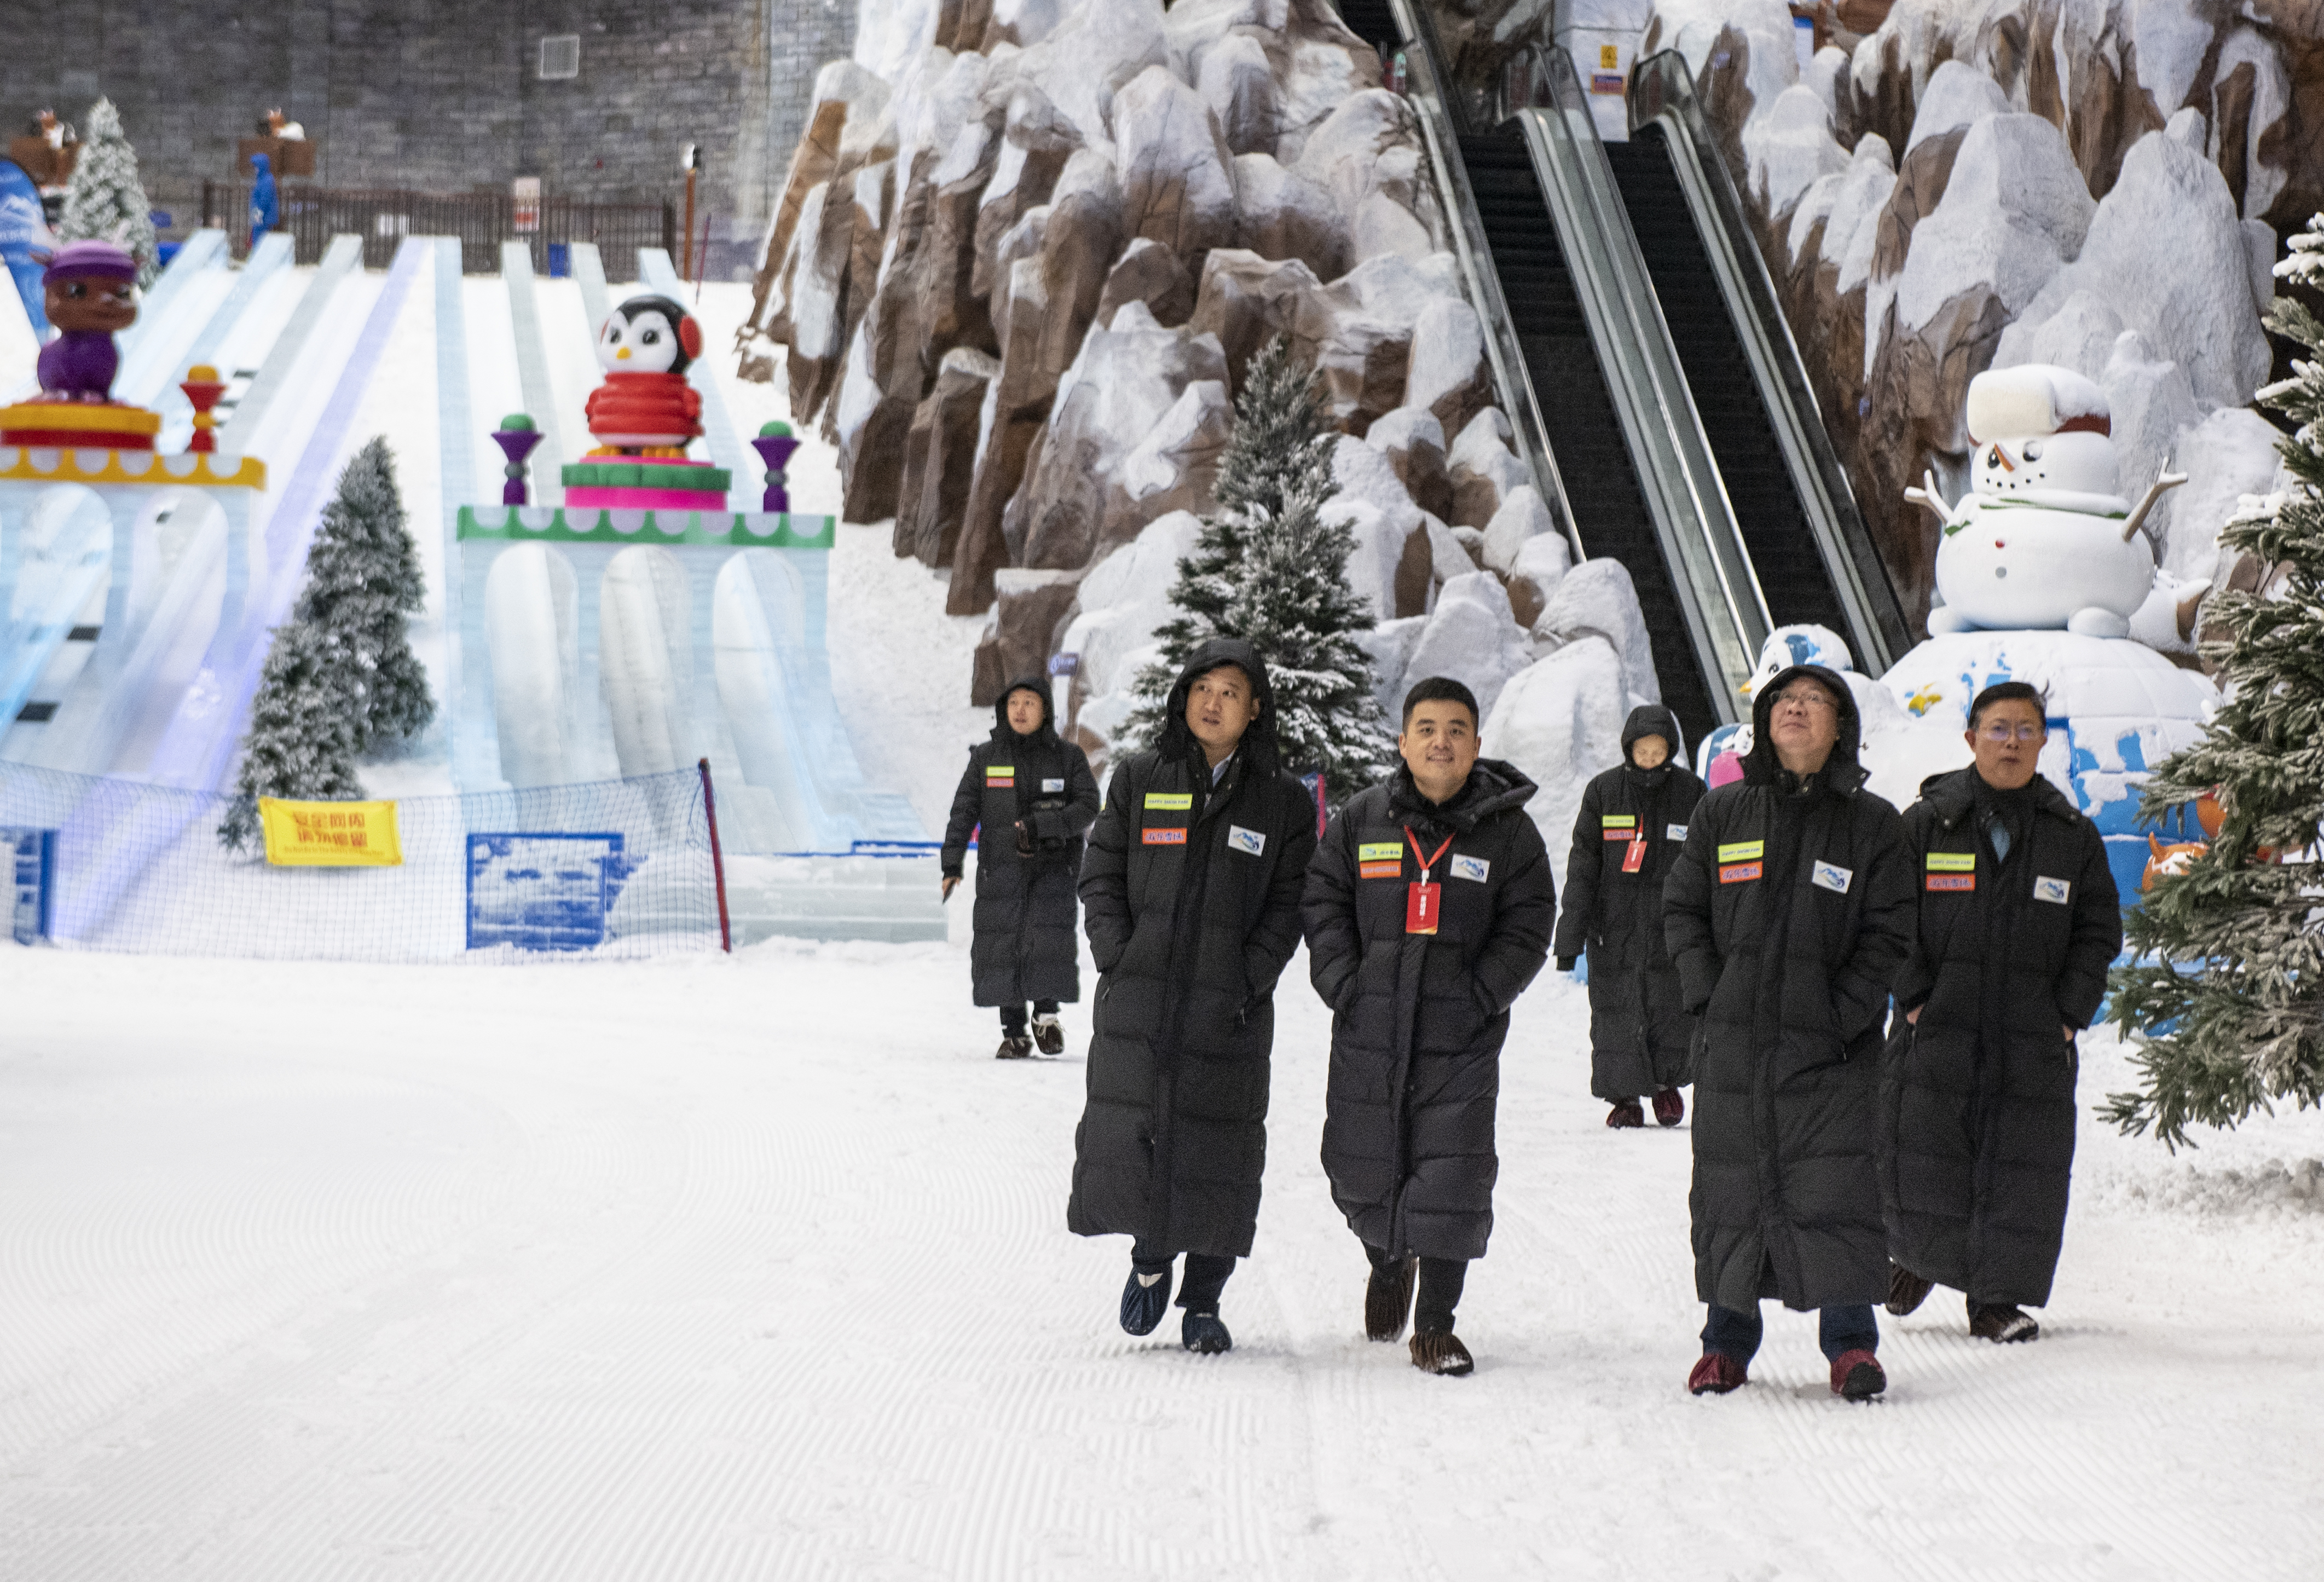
1382;0;1581;564
1512;94;1766;720
1628;53;1911;672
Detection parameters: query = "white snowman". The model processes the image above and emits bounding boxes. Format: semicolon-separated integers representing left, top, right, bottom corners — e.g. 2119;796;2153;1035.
1908;365;2184;639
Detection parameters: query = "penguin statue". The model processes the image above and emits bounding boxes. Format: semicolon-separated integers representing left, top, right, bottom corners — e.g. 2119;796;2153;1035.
583;294;704;457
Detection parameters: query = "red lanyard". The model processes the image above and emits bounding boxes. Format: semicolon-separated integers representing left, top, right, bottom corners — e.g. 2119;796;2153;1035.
1404;827;1454;882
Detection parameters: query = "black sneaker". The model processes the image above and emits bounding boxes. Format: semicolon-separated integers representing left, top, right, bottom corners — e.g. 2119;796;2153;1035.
1031;1014;1065;1056
1886;1262;1934;1315
1968;1301;2040;1343
1120;1261;1172;1335
995;1035;1034;1060
1365;1255;1416;1342
1182;1309;1233;1354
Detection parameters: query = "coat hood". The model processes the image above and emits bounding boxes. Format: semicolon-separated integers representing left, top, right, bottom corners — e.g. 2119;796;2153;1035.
1621;703;1684;771
1742;664;1866;794
992;674;1056;744
1388;755;1539;830
1157;637;1281;776
1916;764;2079;829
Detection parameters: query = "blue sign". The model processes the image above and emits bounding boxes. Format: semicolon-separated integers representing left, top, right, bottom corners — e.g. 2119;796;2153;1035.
6;827;56;945
0;158;51;337
465;832;629;951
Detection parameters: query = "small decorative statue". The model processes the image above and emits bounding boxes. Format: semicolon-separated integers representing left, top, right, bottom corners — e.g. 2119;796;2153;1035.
35;239;138;402
583;294;704;456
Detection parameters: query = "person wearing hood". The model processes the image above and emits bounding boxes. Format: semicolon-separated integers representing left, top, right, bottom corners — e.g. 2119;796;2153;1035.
1882;682;2120;1343
1555;703;1708;1128
941;679;1101;1058
1663;664;1915;1401
1068;638;1319;1355
1303;676;1556;1375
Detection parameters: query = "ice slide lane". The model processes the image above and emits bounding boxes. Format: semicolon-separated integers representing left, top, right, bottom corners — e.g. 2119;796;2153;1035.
48;239;428;940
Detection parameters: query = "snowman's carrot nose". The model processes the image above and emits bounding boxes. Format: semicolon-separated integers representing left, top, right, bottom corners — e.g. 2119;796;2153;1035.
1987;443;2015;472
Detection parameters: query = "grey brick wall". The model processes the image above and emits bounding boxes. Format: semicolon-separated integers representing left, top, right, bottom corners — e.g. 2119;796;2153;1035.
0;0;859;277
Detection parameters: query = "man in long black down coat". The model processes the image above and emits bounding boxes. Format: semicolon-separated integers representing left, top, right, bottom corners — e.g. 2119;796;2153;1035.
1304;677;1557;1376
1554;703;1707;1129
1664;664;1914;1401
1882;681;2120;1344
942;679;1101;1058
1068;638;1317;1355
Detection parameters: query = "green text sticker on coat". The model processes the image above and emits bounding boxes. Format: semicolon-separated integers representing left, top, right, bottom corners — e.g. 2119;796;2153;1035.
1358;841;1404;862
1144;792;1193;811
1716;840;1764;863
1926;851;1977;872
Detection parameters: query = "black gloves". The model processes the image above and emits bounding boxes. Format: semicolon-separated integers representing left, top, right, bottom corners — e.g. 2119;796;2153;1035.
1557;955;1578;972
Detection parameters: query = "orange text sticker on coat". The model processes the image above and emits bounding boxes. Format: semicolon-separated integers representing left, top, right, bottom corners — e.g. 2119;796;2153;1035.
1142;827;1187;845
1926;851;1975;891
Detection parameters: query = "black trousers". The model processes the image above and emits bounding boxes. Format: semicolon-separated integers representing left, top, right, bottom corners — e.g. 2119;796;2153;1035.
1365;1242;1469;1333
1132;1243;1236;1313
999;999;1060;1036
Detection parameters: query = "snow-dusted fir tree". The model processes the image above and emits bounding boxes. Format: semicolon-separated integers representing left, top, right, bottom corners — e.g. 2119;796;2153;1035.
1121;336;1390;795
292;437;434;751
218;440;432;851
2104;215;2324;1147
57;99;158;288
218;624;362;851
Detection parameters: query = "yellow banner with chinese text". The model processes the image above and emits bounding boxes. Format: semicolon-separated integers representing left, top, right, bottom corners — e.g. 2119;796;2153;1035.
258;798;403;867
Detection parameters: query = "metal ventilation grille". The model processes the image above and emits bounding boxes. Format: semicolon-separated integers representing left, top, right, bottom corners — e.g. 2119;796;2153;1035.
539;34;580;80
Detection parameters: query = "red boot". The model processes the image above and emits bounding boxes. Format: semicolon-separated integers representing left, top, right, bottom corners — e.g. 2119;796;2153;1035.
1651;1088;1685;1127
1830;1348;1886;1401
1606;1099;1646;1129
1687;1353;1748;1395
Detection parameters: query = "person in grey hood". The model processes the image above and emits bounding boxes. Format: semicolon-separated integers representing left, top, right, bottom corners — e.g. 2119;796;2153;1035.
1068;638;1318;1355
1554;703;1708;1128
1303;677;1557;1376
941;678;1101;1058
1663;664;1915;1401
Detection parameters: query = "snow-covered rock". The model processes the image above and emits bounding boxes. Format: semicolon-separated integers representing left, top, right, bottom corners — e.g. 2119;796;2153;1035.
1479;484;1555;577
1447;408;1528;529
1482;636;1629;894
1529;558;1658;708
1113;65;1238;261
1199;32;1279;157
1401;571;1532;721
1230;153;1347;279
1356;614;1428;724
2160;406;2283;585
1401;296;1491;441
1505;529;1572;630
1744;84;1847;221
1056;507;1205;749
1902;59;2009;154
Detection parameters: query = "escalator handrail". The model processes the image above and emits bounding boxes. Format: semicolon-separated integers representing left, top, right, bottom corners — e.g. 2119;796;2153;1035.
1507;45;1767;721
1379;0;1583;567
1628;51;1909;673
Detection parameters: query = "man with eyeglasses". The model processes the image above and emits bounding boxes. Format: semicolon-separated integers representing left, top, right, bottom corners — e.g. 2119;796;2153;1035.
1881;681;2120;1344
1664;664;1914;1401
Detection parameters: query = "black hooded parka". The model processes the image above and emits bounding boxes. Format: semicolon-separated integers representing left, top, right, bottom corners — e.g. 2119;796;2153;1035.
941;678;1101;1008
1067;639;1320;1258
1556;703;1708;1099
1303;759;1557;1261
1883;766;2120;1307
1663;665;1916;1313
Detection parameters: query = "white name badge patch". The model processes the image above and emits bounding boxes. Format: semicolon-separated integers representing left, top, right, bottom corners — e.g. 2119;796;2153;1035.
1042;777;1065;793
1451;854;1491;884
2034;876;2071;905
1228;825;1266;856
1666;823;1688;841
1811;861;1853;894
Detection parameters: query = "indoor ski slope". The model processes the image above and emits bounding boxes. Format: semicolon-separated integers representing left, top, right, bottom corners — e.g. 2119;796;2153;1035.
1;944;2319;1580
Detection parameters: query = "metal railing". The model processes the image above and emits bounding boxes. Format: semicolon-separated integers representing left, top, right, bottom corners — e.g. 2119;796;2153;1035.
201;182;676;279
1382;0;1582;563
1628;50;1909;672
1502;43;1767;717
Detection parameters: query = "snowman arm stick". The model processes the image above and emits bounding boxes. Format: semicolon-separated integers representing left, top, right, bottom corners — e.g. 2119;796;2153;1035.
1903;467;1950;522
2120;464;2190;544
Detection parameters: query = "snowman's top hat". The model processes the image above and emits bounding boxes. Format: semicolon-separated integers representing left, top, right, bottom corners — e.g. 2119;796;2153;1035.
1967;364;2111;443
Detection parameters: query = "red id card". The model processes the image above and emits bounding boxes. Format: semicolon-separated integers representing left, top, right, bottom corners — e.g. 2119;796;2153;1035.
1621;835;1646;874
1406;880;1441;934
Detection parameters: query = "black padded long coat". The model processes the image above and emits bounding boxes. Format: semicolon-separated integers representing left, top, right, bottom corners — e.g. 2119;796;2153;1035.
1066;639;1319;1258
1883;766;2120;1307
1663;666;1915;1313
941;679;1101;1007
1555;703;1707;1099
1304;760;1557;1262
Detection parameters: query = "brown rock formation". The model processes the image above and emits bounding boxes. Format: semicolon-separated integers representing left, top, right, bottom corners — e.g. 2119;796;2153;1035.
895;348;1000;568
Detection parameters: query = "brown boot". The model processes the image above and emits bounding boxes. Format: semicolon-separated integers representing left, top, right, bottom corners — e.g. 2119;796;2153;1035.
1886;1262;1934;1315
1968;1300;2040;1342
1409;1330;1473;1376
1606;1099;1646;1129
1365;1255;1416;1342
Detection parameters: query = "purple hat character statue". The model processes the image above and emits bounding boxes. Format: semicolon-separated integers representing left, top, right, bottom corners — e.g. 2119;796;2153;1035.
36;240;140;404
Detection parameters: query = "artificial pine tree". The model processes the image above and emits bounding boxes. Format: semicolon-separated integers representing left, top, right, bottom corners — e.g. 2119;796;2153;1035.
218;624;362;851
57;99;159;288
293;437;434;750
217;440;433;851
2103;215;2324;1147
1121;336;1391;796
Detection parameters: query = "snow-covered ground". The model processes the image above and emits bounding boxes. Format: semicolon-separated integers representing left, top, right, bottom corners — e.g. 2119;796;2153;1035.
3;940;2321;1578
